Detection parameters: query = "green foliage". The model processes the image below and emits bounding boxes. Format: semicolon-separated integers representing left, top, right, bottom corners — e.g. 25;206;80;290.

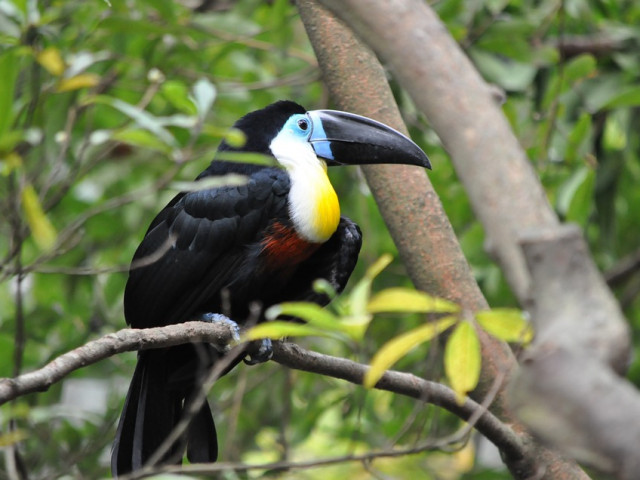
254;260;530;408
1;0;639;478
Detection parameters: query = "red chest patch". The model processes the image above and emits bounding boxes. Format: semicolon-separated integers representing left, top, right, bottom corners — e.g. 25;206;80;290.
261;222;320;269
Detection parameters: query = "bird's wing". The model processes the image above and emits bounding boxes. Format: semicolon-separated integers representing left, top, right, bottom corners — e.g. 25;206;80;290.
124;167;290;329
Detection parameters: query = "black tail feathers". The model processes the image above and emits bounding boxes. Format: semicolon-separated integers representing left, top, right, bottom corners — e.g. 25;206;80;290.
111;346;218;477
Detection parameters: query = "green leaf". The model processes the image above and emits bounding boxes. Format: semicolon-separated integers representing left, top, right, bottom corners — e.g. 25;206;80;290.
0;50;19;137
161;80;197;115
468;49;536;91
367;287;460;314
92;95;178;147
341;254;393;339
112;128;172;153
566;167;595;225
444;320;481;403
213;150;276;166
266;302;340;330
349;254;392;317
563;54;597;86
476;309;533;343
169;174;248;192
602;85;640;109
602;113;627;151
266;301;363;340
556;165;595;225
363;316;457;388
565;112;592;163
21;184;57;251
243;321;334;341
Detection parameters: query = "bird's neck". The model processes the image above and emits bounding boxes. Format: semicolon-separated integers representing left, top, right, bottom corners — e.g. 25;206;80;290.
287;160;340;243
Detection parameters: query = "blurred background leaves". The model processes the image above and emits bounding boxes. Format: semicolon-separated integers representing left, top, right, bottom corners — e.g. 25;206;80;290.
1;0;640;478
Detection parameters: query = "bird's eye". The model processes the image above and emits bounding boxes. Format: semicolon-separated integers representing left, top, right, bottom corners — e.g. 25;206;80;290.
297;118;309;131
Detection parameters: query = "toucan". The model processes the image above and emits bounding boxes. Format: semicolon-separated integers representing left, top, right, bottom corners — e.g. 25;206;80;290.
111;100;430;475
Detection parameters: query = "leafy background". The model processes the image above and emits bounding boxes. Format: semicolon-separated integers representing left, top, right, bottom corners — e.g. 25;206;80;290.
1;0;639;478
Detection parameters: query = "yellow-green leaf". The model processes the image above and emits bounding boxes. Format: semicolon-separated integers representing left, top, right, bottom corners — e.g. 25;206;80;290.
266;302;339;330
444;321;481;404
265;302;363;340
348;254;392;317
170;174;248;193
56;73;100;92
21;184;57;251
243;321;333;341
476;308;533;343
363;315;457;388
37;47;65;76
1;152;22;176
367;287;460;314
0;429;27;447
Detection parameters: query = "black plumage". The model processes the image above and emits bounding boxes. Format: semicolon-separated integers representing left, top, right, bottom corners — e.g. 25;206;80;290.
111;100;430;476
112;102;363;475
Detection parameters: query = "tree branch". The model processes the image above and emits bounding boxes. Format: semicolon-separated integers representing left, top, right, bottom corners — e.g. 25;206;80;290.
511;226;638;479
0;323;525;465
0;321;236;404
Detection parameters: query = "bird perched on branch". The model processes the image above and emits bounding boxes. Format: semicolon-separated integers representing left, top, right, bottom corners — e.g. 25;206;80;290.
111;100;430;475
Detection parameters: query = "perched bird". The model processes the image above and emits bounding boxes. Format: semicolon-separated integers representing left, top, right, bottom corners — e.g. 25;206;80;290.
111;100;430;475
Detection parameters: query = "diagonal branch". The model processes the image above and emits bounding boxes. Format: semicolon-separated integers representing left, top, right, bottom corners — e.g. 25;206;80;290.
0;322;524;464
296;1;590;479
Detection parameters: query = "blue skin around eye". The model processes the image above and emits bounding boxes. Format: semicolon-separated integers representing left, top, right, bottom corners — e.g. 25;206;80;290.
306;113;334;161
276;113;335;161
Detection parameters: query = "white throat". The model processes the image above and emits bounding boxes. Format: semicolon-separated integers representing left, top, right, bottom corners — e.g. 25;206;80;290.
269;137;340;243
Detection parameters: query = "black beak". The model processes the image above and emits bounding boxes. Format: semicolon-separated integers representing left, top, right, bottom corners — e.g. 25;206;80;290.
307;110;431;169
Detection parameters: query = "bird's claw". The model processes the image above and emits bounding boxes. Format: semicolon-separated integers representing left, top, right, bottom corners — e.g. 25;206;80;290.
198;313;241;350
244;338;273;365
197;314;271;363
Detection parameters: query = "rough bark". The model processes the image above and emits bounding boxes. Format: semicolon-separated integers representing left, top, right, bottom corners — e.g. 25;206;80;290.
512;226;637;479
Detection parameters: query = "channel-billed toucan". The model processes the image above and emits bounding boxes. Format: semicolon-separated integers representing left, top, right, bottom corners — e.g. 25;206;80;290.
111;100;430;475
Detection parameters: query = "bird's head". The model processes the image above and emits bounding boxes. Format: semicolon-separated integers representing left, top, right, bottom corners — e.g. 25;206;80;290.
216;101;431;243
217;100;431;171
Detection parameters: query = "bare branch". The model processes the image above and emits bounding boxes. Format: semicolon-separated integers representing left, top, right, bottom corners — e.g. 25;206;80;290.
605;246;640;288
271;342;524;461
0;323;524;467
0;321;236;405
552;35;627;59
121;430;505;479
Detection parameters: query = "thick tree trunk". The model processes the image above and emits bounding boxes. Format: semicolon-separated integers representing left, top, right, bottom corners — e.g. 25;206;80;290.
296;1;594;478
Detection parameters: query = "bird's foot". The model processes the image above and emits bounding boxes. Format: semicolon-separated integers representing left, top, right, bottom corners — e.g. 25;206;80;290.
244;338;273;365
197;313;272;364
198;313;241;350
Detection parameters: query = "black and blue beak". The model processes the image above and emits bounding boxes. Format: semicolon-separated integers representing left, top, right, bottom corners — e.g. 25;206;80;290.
307;110;431;169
